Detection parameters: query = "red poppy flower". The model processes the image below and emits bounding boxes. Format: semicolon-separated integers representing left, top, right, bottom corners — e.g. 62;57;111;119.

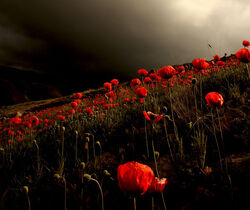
213;55;221;61
136;86;148;98
192;58;209;70
111;79;119;86
130;78;141;88
148;177;168;193
29;116;39;127
9;117;22;125
106;91;115;98
176;66;185;73
117;161;155;195
23;121;32;128
57;115;66;121
69;109;76;114
143;111;163;122
74;92;83;99
217;61;225;66
143;77;152;84
242;40;250;47
86;108;93;115
157;66;175;79
104;82;112;91
70;101;78;108
235;48;250;63
149;73;161;81
138;69;148;77
205;92;224;108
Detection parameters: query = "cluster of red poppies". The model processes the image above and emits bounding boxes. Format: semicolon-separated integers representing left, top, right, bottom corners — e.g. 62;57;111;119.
0;40;248;145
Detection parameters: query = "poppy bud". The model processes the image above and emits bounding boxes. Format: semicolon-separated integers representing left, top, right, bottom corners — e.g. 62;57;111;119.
84;174;92;180
62;127;65;132
54;173;61;180
85;137;90;142
154;151;160;160
80;162;86;170
23;186;29;194
96;141;101;147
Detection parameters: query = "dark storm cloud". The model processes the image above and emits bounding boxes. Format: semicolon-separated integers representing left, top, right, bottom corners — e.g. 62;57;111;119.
0;0;249;80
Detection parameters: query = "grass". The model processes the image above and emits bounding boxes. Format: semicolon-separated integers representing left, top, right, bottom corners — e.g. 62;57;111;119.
0;57;249;210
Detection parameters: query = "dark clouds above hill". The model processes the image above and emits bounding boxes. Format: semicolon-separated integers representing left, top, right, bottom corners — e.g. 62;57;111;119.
0;0;249;86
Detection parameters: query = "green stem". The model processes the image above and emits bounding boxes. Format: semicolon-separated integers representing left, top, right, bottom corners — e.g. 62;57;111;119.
134;197;136;210
163;119;174;162
62;177;67;210
75;132;78;163
143;103;149;158
27;194;31;210
90;178;104;210
211;110;223;172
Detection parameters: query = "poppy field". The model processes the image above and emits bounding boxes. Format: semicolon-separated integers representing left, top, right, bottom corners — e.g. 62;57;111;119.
0;41;249;210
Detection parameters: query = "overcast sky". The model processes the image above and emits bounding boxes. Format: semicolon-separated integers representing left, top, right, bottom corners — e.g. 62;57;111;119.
0;0;249;82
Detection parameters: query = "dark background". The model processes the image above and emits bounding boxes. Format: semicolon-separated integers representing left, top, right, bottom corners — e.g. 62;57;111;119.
0;0;249;105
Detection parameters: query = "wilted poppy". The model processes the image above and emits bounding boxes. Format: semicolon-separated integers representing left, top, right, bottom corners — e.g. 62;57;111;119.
148;177;168;193
143;111;163;122
157;66;175;79
136;86;148;98
117;161;155;195
205;92;224;108
235;48;250;63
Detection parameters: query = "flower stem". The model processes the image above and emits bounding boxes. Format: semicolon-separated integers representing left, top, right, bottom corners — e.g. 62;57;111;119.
211;110;223;172
134;197;136;210
90;178;104;210
163;119;174;162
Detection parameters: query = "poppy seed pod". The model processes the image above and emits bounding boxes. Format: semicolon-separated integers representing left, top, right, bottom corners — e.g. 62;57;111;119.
192;78;197;84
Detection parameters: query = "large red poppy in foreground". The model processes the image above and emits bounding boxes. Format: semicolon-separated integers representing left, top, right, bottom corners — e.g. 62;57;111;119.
117;161;167;195
205;92;224;108
117;161;155;195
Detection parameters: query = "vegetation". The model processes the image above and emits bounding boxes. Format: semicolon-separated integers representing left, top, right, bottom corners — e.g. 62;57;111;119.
0;50;249;210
